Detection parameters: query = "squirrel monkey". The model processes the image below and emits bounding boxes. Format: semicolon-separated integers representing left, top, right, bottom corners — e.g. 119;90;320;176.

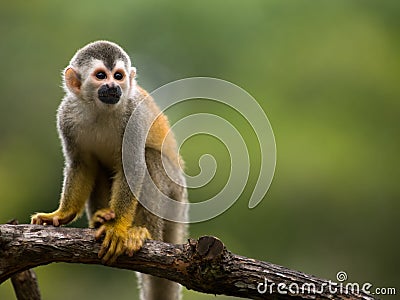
31;41;188;300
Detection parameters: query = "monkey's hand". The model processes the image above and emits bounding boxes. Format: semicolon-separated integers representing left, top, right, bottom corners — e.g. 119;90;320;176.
89;208;116;229
31;210;76;226
95;222;151;264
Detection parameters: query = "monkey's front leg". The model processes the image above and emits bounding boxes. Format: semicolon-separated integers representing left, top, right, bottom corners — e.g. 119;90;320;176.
95;171;151;264
31;162;95;226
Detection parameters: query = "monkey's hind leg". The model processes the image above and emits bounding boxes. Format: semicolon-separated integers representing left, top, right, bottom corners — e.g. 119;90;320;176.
86;166;114;229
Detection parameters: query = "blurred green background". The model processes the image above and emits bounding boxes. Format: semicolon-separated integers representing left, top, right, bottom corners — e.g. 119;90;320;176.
0;0;399;299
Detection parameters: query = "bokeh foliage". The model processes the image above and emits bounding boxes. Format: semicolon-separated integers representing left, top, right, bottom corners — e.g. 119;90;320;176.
0;1;399;299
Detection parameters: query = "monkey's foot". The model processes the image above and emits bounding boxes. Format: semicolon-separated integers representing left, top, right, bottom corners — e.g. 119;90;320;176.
89;208;115;229
31;210;76;226
95;223;152;264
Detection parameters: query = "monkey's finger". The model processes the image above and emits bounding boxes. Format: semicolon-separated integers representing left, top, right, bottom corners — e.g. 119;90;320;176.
108;240;124;264
126;245;133;257
126;236;145;256
97;209;115;221
133;238;143;251
31;216;50;225
31;217;39;225
94;217;103;225
97;228;111;259
125;237;133;256
102;236;122;264
98;237;110;259
92;210;115;228
102;238;115;262
104;211;115;221
95;213;112;224
53;216;60;227
126;240;140;257
93;217;104;228
116;239;125;257
31;215;44;225
95;225;107;240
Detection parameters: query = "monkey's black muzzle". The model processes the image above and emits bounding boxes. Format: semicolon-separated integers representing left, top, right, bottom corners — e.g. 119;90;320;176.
98;84;122;104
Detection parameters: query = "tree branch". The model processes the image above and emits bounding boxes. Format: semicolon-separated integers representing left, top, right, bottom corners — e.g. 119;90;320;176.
6;220;41;300
0;224;376;300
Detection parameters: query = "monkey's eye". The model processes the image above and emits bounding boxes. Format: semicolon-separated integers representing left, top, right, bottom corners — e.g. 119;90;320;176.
96;72;107;80
114;72;124;81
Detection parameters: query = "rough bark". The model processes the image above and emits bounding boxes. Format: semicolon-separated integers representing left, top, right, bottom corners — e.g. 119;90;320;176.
0;224;377;300
5;220;41;300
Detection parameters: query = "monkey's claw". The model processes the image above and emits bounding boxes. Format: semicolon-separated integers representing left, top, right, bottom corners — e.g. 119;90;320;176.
95;223;151;264
31;211;76;226
89;208;115;229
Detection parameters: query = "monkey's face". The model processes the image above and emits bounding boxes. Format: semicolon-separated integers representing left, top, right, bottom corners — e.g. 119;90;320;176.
64;59;135;106
89;60;130;105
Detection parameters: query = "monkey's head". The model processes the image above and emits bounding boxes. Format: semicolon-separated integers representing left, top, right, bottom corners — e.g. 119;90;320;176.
63;41;136;106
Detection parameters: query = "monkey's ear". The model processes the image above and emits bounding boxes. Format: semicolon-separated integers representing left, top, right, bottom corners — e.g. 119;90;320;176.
130;67;137;79
129;67;137;87
64;67;81;95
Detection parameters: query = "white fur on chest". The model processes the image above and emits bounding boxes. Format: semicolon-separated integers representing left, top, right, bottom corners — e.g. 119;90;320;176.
75;106;123;169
